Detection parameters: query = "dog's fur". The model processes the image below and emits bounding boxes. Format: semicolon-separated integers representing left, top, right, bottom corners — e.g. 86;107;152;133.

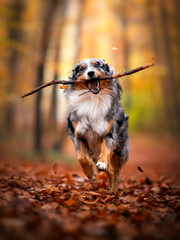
65;58;129;191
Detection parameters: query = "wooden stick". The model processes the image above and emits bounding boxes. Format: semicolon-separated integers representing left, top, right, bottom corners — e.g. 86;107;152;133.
21;62;154;98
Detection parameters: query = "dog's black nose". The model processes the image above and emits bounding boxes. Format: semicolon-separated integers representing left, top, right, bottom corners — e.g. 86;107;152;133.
87;71;95;77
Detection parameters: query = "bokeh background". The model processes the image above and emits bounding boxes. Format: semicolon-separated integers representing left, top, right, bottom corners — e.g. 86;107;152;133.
0;0;179;163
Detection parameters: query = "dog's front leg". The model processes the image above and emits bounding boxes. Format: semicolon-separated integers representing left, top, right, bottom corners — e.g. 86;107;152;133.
96;139;109;172
96;140;120;192
96;119;114;172
77;141;96;180
70;119;96;180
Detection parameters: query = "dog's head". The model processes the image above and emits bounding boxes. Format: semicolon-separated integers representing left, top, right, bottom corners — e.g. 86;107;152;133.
69;58;114;94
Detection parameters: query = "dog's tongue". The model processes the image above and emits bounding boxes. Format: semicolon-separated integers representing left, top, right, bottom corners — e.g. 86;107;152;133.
87;81;100;94
89;81;98;89
84;79;100;94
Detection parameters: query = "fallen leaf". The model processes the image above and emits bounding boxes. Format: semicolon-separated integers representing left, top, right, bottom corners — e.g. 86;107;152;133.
151;186;161;193
104;195;114;203
41;202;59;210
145;177;152;185
137;166;144;173
72;174;85;183
64;196;77;207
59;85;68;89
96;172;107;180
82;197;99;205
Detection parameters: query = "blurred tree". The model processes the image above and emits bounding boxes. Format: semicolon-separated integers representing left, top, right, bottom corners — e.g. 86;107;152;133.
54;0;85;151
159;0;180;129
74;0;86;61
5;0;25;133
118;1;131;109
34;0;61;152
50;0;68;150
146;0;169;127
51;41;60;151
148;0;180;131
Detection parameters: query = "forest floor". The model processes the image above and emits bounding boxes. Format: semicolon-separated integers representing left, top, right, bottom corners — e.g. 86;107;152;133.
0;134;180;240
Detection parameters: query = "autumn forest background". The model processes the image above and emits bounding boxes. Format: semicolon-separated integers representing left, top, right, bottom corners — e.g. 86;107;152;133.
0;0;180;239
0;0;180;158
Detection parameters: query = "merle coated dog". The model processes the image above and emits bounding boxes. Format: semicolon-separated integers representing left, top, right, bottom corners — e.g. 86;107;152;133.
65;58;129;191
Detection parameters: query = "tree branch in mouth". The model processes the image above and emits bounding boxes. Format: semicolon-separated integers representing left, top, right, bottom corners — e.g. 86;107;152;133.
21;63;154;98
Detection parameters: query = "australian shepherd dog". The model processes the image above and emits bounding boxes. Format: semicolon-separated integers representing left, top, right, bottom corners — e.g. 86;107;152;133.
65;58;129;192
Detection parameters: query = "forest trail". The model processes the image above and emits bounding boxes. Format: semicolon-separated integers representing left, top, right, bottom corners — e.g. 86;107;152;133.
0;135;179;240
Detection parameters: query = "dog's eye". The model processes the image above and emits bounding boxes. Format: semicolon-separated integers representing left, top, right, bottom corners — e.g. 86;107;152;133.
93;62;100;68
74;65;85;75
79;66;86;72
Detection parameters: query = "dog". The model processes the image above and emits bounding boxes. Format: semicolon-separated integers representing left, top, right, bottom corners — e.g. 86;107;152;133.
65;58;129;191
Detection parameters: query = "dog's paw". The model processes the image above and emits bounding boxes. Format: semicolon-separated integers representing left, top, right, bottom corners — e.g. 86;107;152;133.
96;162;107;172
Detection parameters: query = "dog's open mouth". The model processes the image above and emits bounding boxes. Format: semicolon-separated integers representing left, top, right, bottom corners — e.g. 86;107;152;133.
84;80;100;94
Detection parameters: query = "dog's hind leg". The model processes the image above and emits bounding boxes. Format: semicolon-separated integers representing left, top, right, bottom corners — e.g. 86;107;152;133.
97;140;129;192
108;141;129;192
107;152;121;192
78;141;96;180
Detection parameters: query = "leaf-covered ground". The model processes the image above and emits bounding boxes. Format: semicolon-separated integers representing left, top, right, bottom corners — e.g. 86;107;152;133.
0;135;180;240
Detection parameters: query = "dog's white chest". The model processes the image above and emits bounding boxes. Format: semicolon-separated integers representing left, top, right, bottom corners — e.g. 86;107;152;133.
76;116;108;136
67;90;112;136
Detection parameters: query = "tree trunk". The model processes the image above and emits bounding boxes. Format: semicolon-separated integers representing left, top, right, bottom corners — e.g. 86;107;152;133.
147;0;180;132
5;0;25;133
49;0;68;150
146;0;172;127
159;0;180;130
34;0;61;152
119;2;131;109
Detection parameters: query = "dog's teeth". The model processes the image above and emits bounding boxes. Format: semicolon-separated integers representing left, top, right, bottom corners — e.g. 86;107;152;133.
96;162;107;171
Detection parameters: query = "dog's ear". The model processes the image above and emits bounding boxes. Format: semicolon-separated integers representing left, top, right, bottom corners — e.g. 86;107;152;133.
100;59;105;63
69;70;76;80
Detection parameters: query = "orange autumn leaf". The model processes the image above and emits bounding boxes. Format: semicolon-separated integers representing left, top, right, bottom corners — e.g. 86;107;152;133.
104;195;114;203
59;85;68;89
72;174;85;183
96;171;108;180
82;197;99;205
64;196;77;207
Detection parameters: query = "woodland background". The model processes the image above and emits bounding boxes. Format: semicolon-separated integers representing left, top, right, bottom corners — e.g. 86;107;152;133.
0;0;180;159
0;0;180;239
